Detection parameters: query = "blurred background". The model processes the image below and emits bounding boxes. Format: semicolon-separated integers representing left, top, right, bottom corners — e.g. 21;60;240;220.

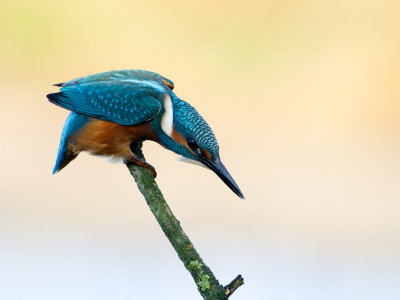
1;0;400;299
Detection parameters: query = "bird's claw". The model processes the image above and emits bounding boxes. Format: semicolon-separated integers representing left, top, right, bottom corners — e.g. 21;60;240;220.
125;156;157;178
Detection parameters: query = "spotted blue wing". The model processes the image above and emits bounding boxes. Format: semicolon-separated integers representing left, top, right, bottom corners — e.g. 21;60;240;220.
47;81;164;125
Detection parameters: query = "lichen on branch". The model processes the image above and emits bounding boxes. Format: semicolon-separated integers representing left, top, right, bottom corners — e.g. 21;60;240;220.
126;143;244;299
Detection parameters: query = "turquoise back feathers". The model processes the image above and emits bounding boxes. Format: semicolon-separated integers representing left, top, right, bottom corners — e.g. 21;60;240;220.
49;69;219;160
48;69;243;198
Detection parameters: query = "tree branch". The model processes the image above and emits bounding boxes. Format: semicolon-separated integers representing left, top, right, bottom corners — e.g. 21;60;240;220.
126;143;244;299
224;275;244;297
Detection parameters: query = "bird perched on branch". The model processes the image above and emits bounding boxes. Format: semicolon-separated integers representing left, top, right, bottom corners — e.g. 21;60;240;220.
47;69;244;198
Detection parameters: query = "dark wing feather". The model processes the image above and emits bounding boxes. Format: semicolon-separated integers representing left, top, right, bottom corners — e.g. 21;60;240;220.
47;81;163;125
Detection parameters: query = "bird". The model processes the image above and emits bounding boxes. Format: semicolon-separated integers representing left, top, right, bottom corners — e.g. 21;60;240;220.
47;69;244;199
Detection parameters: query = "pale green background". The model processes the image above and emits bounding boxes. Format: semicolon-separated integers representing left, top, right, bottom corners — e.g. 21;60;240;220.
1;1;400;299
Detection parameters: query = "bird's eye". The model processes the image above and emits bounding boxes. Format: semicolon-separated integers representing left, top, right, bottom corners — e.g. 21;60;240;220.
187;138;202;156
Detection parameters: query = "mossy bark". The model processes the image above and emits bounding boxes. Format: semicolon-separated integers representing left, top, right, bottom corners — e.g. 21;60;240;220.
126;143;243;299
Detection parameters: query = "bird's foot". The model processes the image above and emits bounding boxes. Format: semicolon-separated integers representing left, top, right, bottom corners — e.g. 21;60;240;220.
125;155;157;178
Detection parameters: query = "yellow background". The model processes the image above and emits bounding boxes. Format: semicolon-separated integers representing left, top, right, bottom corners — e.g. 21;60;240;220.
1;1;399;299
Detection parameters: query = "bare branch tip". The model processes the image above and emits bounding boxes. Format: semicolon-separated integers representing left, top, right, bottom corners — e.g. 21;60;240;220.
224;274;244;297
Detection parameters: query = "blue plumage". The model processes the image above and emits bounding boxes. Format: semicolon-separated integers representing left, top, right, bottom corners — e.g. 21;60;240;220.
53;112;89;174
49;82;163;125
48;69;243;198
172;94;219;157
152;93;219;162
60;69;174;89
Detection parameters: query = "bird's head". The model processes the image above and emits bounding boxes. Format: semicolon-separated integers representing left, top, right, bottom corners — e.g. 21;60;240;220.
156;93;244;199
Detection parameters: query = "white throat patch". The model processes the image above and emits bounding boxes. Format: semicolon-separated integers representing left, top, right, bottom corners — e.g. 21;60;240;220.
177;157;207;169
161;94;173;137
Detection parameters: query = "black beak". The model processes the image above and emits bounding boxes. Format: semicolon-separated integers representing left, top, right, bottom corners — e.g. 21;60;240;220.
200;157;244;199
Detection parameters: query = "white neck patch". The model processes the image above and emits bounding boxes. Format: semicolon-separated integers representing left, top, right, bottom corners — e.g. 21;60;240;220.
161;94;173;137
177;157;207;169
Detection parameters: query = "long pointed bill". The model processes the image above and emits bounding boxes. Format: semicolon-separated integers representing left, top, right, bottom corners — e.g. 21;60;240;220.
200;157;244;199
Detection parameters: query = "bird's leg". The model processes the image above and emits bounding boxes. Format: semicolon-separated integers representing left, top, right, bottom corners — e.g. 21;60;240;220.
126;142;157;178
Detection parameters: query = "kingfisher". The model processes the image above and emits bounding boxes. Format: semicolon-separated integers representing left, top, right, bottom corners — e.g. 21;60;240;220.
47;69;244;198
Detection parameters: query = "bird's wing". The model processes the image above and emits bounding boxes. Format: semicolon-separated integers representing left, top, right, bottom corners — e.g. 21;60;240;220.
57;69;174;90
47;81;164;125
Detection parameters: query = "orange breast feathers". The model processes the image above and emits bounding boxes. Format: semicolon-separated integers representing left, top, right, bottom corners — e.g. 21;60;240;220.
70;118;158;159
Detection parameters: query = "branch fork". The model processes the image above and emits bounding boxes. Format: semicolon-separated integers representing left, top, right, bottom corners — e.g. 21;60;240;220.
126;144;244;299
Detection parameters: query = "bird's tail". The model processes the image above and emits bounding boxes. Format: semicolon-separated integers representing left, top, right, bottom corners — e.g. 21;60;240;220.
47;92;74;112
53;149;77;174
53;111;88;174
